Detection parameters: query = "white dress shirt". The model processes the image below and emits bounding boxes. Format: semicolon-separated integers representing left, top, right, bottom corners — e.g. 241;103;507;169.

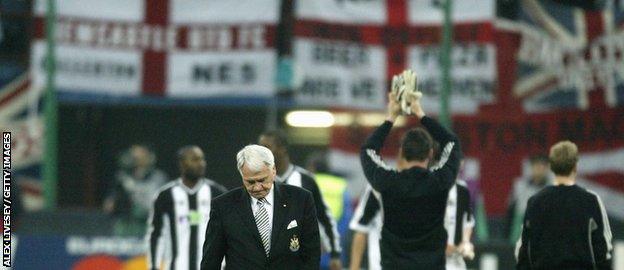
250;184;275;248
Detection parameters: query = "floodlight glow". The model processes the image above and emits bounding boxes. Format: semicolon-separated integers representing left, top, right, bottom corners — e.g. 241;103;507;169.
285;111;335;128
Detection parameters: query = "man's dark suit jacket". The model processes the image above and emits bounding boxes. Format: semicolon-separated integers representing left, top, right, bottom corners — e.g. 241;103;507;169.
200;183;320;270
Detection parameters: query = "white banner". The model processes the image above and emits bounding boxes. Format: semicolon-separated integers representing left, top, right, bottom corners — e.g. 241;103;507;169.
293;39;387;109
34;0;144;21
296;0;387;24
407;43;497;114
170;0;279;24
31;0;279;100
167;50;276;97
293;0;496;111
408;0;495;24
31;41;143;96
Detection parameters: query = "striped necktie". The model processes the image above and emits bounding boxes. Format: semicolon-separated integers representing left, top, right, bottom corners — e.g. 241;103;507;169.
254;198;271;256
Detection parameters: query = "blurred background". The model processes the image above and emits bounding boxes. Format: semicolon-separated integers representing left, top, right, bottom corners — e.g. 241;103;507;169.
1;0;623;269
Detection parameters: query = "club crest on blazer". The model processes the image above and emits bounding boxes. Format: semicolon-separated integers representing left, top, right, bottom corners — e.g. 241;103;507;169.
289;234;300;252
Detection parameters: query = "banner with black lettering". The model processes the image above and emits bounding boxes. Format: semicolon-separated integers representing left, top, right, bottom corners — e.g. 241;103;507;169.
294;0;388;110
31;0;279;100
293;0;496;112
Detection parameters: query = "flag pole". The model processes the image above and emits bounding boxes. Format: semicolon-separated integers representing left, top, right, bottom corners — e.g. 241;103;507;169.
440;0;490;240
439;0;452;128
42;0;58;210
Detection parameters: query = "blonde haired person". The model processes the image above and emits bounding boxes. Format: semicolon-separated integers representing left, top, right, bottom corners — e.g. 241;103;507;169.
516;141;613;270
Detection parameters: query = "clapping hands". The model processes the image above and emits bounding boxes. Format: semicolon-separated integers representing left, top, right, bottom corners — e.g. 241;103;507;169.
388;69;425;120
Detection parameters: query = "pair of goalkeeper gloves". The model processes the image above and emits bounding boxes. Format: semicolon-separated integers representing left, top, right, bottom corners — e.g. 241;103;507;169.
391;69;423;115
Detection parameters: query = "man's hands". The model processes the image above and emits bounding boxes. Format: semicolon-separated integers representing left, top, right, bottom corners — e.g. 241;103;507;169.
386;92;402;122
457;241;475;260
387;69;425;122
408;92;425;119
446;242;475;260
398;70;419;115
329;258;342;270
445;244;457;257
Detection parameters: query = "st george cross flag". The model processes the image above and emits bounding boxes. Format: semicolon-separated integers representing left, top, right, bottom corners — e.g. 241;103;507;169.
31;0;279;100
293;0;497;112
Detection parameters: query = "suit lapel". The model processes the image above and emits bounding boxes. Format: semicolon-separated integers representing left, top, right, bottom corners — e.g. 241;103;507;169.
270;183;288;257
236;190;263;248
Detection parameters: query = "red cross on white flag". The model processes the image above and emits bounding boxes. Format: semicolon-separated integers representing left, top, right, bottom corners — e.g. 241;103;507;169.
293;0;496;113
31;0;280;100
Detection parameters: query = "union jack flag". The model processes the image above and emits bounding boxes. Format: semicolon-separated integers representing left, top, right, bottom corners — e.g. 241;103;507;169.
0;74;44;211
501;0;624;111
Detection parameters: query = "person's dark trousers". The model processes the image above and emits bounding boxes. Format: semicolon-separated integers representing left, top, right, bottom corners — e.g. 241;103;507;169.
379;239;445;270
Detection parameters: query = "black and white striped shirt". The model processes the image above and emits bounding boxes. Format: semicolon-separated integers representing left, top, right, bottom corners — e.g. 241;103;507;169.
349;185;382;270
445;181;474;246
147;178;227;270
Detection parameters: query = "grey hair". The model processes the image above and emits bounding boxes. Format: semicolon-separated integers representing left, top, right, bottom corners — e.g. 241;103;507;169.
236;144;275;174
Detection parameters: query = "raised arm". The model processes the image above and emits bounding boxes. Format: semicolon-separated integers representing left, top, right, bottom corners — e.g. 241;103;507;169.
359;93;402;192
423;116;462;190
408;88;462;191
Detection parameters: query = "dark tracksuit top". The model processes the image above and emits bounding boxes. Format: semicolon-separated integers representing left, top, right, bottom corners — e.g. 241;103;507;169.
516;184;613;270
360;116;462;270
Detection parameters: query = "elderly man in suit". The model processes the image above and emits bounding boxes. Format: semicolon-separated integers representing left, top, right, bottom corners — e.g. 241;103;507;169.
201;144;320;270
